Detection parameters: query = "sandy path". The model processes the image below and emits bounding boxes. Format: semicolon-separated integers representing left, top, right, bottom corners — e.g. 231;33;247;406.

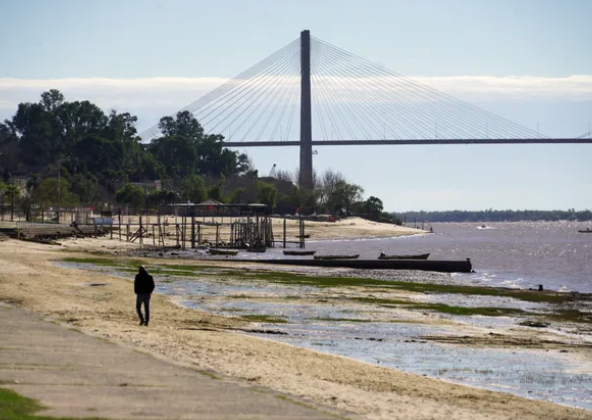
0;239;590;420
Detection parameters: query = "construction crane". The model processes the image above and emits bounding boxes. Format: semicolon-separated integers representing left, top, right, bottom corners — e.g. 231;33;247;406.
269;163;277;178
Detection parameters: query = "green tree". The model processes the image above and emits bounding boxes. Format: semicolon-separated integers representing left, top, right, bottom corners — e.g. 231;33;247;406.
158;111;204;141
4;184;19;221
71;174;101;206
180;175;207;203
365;196;384;219
116;184;146;213
146;189;175;212
327;181;364;216
229;188;246;204
34;178;78;209
257;182;278;210
149;135;197;180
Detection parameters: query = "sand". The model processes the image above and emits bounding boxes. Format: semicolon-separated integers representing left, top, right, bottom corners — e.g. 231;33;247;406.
1;238;591;420
108;215;425;243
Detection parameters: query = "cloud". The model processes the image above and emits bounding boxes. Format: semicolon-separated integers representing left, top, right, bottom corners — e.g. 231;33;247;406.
1;74;591;114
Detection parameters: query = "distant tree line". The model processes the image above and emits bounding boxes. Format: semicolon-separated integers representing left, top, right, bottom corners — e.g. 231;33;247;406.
0;89;397;222
394;209;592;223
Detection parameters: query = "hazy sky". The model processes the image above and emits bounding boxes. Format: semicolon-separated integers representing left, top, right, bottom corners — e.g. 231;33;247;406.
1;0;591;211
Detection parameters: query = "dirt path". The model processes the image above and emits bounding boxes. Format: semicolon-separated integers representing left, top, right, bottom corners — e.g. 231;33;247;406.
0;303;349;419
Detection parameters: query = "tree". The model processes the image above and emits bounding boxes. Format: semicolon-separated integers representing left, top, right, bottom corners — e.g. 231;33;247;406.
149;135;197;180
179;175;207;203
257;182;278;210
158;111;204;141
40;89;65;112
70;174;101;206
33;178;78;210
26;174;40;195
229;188;246;204
327;181;364;216
4;184;19;221
116;184;146;213
275;169;294;184
146;189;175;212
0;181;6;220
365;196;384;219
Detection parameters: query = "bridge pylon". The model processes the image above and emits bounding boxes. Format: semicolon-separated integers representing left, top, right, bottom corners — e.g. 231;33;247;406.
299;29;314;192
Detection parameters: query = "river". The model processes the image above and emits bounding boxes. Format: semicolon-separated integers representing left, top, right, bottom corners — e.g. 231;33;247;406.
302;221;592;293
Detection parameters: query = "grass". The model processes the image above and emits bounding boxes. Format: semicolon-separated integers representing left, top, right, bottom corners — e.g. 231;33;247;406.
59;257;590;324
61;257;582;305
0;387;107;420
352;297;527;317
224;270;578;304
60;257;145;268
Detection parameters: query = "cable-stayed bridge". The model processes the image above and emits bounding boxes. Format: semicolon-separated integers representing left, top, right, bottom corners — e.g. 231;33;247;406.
140;30;591;190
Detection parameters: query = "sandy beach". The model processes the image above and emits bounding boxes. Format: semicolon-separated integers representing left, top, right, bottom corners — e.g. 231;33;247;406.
1;231;591;420
107;215;426;244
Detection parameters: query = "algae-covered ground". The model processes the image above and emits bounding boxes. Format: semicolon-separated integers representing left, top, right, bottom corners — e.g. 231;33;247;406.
60;256;592;325
56;255;592;410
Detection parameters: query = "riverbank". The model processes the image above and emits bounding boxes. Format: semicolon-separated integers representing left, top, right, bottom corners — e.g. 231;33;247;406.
1;239;591;419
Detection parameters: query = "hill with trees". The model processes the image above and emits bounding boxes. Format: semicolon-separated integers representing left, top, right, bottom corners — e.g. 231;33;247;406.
0;90;397;224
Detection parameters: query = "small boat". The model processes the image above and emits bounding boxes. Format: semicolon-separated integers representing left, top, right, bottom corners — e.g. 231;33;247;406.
314;254;359;260
295;234;311;239
246;247;267;253
283;250;316;256
578;229;592;233
208;248;239;256
378;252;430;260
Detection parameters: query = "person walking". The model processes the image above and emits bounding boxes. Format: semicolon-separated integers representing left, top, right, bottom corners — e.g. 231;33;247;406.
134;266;155;326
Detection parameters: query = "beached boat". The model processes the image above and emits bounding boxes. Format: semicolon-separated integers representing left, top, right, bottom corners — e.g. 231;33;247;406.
378;252;430;260
208;248;239;256
283;250;316;256
246;247;267;253
295;234;311;239
314;254;359;260
578;229;592;233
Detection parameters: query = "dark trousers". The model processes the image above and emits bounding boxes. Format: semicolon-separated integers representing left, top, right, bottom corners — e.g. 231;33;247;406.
136;293;151;324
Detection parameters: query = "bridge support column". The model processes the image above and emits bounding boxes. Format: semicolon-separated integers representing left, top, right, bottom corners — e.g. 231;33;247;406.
299;29;313;193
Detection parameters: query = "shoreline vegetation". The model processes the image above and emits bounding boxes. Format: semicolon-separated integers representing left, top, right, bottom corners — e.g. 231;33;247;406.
1;230;591;420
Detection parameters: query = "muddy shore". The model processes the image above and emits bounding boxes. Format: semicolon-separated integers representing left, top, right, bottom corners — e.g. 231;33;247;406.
1;237;591;419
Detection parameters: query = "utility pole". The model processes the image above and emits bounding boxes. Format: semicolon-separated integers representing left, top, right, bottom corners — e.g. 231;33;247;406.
299;29;313;192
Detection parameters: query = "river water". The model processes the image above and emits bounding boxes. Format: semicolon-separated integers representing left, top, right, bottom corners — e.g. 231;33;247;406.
299;221;591;293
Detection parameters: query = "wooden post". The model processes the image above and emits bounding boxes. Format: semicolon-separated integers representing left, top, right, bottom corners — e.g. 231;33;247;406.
126;224;130;242
181;216;186;250
283;218;287;248
139;214;143;246
176;223;180;247
191;210;195;249
299;218;304;249
216;223;220;247
152;225;156;245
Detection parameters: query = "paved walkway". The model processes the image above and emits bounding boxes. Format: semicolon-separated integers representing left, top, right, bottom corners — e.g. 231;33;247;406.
0;304;352;419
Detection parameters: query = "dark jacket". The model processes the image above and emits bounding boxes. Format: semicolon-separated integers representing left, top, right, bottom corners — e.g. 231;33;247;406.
134;270;155;295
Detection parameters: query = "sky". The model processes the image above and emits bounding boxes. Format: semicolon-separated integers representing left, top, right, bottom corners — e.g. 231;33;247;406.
1;0;591;211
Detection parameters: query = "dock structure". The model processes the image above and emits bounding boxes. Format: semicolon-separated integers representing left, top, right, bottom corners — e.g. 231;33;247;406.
113;201;307;250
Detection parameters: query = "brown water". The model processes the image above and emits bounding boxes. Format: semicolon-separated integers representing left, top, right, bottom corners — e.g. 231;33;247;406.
302;221;592;292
